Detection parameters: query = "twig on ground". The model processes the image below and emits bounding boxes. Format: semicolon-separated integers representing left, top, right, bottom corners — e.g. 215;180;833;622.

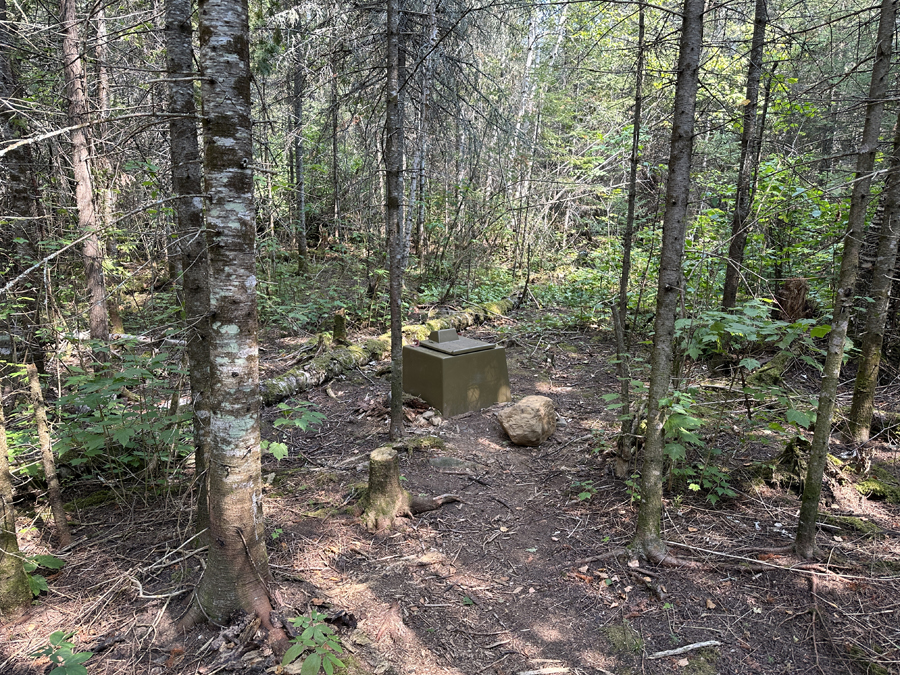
647;640;722;659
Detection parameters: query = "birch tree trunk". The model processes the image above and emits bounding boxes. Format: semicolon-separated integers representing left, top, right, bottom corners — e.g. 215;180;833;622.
60;0;109;344
846;110;900;444
386;0;406;440
165;0;211;537
721;0;767;309
182;0;282;638
795;0;895;559
632;0;703;561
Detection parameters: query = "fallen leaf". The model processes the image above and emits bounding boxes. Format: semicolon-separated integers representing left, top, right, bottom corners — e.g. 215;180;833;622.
677;658;689;666
528;587;535;594
627;559;640;568
579;565;589;573
706;598;716;610
688;527;698;532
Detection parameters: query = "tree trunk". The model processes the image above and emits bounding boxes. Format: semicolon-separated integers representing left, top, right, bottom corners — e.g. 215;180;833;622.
165;0;211;539
0;0;46;372
795;0;895;559
27;364;71;548
293;43;308;274
183;0;281;640
386;0;406;441
846;110;900;443
615;2;644;478
631;0;703;561
0;402;30;615
721;0;767;309
60;0;109;345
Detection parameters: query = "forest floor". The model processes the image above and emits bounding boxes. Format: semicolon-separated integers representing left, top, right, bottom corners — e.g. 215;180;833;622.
2;307;900;675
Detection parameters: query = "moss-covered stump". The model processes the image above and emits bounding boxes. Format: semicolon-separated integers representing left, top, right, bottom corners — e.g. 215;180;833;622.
333;309;348;345
358;447;413;531
746;350;793;387
261;298;514;406
856;466;900;503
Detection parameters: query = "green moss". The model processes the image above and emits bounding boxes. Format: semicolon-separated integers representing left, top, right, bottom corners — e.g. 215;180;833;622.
559;343;578;353
394;435;445;453
603;620;643;654
821;514;883;535
64;490;114;512
856;467;900;503
682;648;719;675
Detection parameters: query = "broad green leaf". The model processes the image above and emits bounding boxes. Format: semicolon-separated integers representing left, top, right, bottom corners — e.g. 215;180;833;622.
31;554;66;570
738;358;760;371
282;643;306;666
301;652;322;675
29;574;49;596
810;324;831;338
786;409;811;429
268;442;289;460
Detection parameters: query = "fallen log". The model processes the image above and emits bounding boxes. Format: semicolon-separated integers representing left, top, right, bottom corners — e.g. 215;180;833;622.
260;298;513;405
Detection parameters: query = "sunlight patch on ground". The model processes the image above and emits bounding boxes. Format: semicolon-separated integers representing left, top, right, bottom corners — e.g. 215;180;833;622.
531;622;564;642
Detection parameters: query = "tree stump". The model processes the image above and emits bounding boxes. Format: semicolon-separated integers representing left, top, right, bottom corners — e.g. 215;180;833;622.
333;309;348;345
360;447;412;531
358;446;460;531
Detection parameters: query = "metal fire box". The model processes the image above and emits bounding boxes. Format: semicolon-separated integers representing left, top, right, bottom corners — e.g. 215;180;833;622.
403;329;511;417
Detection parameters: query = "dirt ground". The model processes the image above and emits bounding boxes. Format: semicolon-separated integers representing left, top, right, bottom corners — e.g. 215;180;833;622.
2;313;900;675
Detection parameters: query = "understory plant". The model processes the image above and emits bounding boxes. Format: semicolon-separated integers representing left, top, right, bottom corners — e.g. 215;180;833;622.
282;610;345;675
30;631;92;675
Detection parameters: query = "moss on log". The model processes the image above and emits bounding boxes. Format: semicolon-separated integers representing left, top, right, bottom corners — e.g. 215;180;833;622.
261;299;513;406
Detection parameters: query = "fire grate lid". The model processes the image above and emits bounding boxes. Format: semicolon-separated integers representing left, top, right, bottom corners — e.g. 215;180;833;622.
419;329;495;355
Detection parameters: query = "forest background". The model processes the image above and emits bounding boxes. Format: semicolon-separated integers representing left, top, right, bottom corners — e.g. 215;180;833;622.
1;0;900;671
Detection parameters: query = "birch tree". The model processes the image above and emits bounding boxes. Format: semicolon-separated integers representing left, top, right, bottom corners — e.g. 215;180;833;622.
180;0;284;641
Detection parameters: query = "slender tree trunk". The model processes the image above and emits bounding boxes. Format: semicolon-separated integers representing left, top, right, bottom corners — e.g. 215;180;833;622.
60;0;108;345
846;110;900;443
386;0;405;440
631;0;703;561
293;47;308;274
27;365;71;548
165;0;211;538
330;53;340;243
0;402;30;615
182;0;282;641
615;2;645;477
721;0;767;309
795;0;895;559
1;0;46;372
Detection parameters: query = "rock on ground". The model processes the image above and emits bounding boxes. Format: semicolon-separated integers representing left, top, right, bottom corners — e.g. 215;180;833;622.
498;395;556;446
